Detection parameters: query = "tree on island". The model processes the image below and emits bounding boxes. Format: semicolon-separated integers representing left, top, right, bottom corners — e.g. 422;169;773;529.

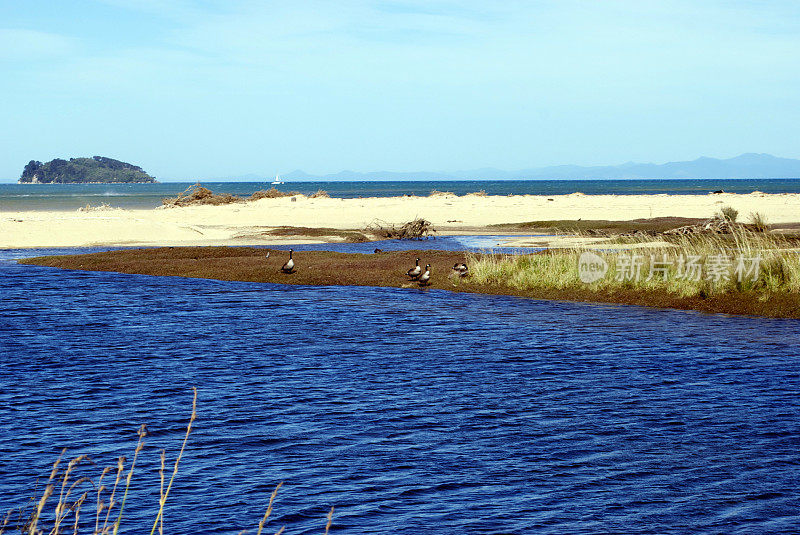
19;156;157;183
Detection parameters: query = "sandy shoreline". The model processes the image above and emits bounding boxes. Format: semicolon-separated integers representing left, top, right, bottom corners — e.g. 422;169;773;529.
2;192;799;248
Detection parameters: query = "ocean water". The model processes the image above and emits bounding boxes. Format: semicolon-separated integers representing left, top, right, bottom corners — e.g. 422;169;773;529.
1;248;800;534
3;178;800;211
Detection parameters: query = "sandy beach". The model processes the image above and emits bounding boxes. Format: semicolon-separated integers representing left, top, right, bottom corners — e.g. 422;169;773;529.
2;192;799;248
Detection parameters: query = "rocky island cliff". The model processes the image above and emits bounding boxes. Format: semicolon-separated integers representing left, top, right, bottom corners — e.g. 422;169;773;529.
19;156;157;184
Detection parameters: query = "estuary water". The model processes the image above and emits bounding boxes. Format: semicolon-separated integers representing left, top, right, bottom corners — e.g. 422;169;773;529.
3;178;800;211
1;248;800;534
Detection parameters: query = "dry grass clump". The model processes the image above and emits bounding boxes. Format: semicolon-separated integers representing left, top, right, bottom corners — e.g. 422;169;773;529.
366;218;437;239
466;228;800;298
309;190;330;199
162;184;242;207
718;205;739;222
663;214;756;236
77;203;115;212
749;212;769;233
249;188;302;201
163;184;310;207
1;388;334;535
428;190;455;197
465;190;487;197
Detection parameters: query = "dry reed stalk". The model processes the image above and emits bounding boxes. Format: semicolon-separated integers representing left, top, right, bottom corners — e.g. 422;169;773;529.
94;466;111;533
324;507;334;535
94;467;111;534
158;451;165;535
9;387;322;535
111;425;147;535
53;455;88;533
256;482;283;535
101;456;125;533
149;387;197;535
28;449;65;535
53;476;93;534
70;493;87;535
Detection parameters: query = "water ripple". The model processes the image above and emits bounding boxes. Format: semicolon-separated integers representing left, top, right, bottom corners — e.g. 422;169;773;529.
1;253;800;533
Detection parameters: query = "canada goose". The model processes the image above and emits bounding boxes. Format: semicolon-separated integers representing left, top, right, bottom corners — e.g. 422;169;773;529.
406;258;421;279
418;264;431;286
281;249;295;273
452;263;469;277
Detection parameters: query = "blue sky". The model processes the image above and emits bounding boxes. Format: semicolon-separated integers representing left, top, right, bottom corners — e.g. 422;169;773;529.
1;0;799;181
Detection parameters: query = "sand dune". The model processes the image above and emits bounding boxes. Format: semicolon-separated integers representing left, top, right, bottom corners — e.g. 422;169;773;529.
2;192;798;248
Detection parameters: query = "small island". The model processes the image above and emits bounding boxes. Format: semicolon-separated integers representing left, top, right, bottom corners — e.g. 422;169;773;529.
19;156;157;184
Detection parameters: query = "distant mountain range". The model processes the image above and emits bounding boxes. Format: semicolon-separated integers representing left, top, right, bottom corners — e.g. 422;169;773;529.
227;153;800;181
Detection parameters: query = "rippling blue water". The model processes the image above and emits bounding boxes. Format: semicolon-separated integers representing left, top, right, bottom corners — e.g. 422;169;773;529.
3;178;800;211
1;249;800;534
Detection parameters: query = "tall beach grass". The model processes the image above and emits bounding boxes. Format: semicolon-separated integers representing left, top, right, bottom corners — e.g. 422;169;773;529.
465;228;800;298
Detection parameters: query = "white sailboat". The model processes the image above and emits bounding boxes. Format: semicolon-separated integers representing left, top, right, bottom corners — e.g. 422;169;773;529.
270;173;285;185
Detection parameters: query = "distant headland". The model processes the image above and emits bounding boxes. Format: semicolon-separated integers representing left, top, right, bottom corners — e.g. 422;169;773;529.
19;156;157;184
266;153;800;182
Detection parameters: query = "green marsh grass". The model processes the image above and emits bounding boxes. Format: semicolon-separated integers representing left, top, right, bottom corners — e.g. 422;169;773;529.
464;228;800;298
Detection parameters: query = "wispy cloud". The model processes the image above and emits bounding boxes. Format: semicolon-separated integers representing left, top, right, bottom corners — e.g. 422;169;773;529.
2;0;800;178
91;0;204;18
0;29;77;61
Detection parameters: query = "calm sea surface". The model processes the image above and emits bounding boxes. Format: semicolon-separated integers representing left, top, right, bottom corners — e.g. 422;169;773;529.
3;178;800;211
1;246;799;534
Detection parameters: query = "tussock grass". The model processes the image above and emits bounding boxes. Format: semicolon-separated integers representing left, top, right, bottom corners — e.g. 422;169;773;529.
467;228;800;298
2;388;334;535
162;184;242;207
249;188;302;200
428;190;455;197
162;184;309;207
308;189;330;199
718;205;739;222
749;211;769;233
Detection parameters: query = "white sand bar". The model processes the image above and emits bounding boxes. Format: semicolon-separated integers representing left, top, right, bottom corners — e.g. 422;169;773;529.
2;192;799;248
